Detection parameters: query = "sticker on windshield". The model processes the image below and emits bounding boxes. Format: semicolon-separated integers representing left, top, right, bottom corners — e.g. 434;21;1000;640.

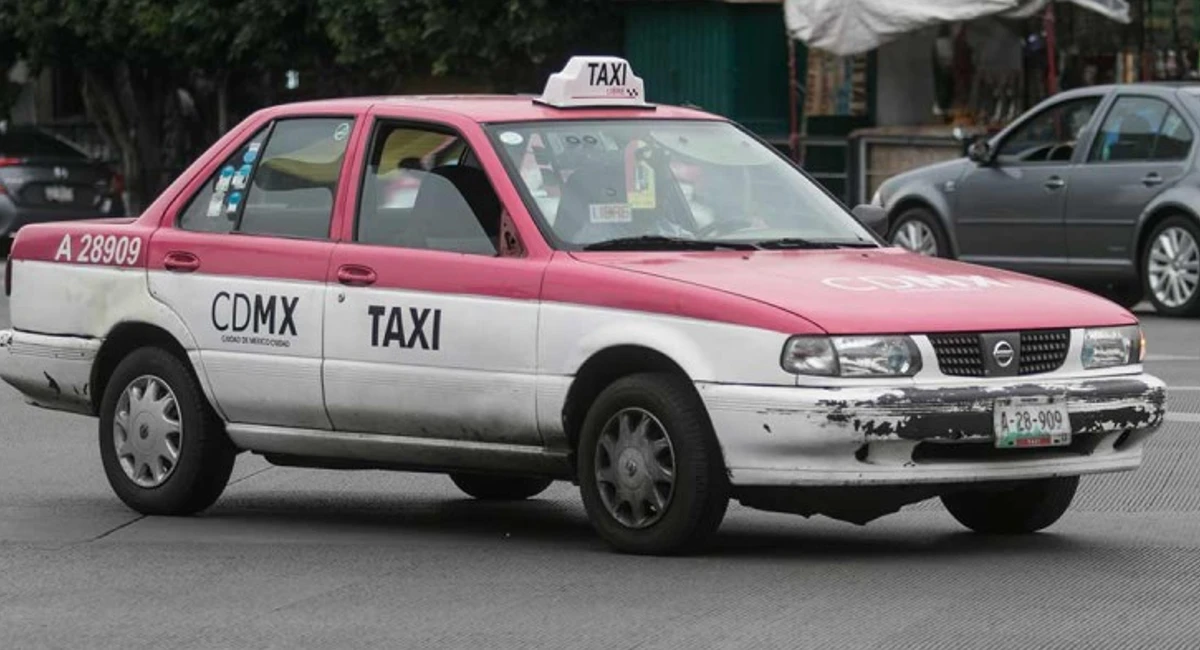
499;131;524;146
215;166;235;192
206;191;226;218
225;191;242;214
232;164;252;190
244;142;261;164
589;203;633;224
333;122;351;142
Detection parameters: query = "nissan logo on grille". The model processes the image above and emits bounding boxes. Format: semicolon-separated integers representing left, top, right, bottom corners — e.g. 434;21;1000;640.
992;340;1015;368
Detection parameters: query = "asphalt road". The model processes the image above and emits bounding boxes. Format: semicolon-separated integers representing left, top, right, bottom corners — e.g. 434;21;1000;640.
1;262;1198;649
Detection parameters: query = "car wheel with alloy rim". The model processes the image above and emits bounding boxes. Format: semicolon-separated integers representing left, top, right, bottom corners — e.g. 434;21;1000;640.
888;206;950;258
1142;215;1200;317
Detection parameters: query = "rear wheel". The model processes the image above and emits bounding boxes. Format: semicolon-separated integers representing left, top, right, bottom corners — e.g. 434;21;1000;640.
888;207;950;258
578;373;729;555
98;347;236;515
1142;215;1200;317
941;476;1079;534
449;473;552;501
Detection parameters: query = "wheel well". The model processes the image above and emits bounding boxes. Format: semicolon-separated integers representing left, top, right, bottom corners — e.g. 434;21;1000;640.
561;345;691;452
1136;209;1194;269
889;198;938;231
90;322;191;414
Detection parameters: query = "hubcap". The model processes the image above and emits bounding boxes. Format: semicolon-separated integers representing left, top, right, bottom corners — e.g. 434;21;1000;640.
892;220;939;256
1148;227;1200;308
594;408;676;529
113;375;183;488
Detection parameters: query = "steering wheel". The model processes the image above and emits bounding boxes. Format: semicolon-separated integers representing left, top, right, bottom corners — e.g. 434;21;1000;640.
1045;142;1074;162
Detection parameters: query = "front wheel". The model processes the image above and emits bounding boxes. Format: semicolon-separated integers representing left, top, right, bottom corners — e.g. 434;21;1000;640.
888;207;950;258
577;373;729;555
98;347;236;516
941;476;1079;534
449;473;553;501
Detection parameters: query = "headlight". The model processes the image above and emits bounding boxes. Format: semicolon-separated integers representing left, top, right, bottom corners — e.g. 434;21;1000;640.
1081;325;1143;369
782;335;922;377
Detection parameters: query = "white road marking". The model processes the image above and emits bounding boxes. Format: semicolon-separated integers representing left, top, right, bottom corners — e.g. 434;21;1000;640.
1167;412;1200;423
1169;386;1200;392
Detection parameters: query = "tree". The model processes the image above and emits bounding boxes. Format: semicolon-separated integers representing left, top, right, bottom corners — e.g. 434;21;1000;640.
0;0;323;212
0;0;622;211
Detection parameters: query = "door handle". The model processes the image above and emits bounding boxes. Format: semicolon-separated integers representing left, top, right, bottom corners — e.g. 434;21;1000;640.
163;251;200;273
1044;176;1066;190
1142;172;1164;187
337;264;377;287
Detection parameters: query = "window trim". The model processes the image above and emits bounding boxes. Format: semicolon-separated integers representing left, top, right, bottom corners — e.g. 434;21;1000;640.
172;113;358;241
352;116;503;254
1083;94;1184;165
993;95;1104;166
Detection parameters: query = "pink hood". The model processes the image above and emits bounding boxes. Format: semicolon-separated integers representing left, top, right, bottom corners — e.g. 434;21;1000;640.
572;248;1136;334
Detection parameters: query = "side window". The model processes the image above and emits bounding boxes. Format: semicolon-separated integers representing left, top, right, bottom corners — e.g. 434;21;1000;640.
240;118;354;238
997;97;1100;163
178;128;269;233
1153;109;1193;161
1088;97;1169;163
178;117;354;238
355;121;499;256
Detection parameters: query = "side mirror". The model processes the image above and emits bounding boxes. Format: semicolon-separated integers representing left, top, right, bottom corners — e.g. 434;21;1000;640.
967;139;992;165
851;204;889;238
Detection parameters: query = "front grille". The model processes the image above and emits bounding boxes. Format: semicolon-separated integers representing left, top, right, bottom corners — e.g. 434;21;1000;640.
928;333;985;377
1019;329;1071;375
928;329;1070;377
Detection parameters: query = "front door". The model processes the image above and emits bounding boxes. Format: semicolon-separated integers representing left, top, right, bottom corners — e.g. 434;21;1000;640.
1066;94;1194;271
148;115;359;428
954;95;1103;272
322;119;545;444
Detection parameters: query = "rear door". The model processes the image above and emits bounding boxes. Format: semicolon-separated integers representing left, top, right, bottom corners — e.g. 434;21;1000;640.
148;114;362;428
954;95;1104;272
1065;94;1194;270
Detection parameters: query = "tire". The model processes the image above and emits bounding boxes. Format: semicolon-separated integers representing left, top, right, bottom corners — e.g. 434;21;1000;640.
1141;215;1200;317
888;206;951;258
577;373;729;555
449;473;553;501
941;476;1079;534
98;347;236;516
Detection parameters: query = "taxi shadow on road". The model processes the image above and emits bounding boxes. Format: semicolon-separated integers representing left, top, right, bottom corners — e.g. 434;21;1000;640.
190;491;1091;559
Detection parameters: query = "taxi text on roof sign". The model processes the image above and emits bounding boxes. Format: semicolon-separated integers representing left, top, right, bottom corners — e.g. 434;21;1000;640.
536;56;650;109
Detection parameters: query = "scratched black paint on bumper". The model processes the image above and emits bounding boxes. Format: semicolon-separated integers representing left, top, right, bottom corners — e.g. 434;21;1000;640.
817;376;1167;442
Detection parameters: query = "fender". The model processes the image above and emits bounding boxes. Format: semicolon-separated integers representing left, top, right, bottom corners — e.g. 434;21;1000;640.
1131;184;1200;257
880;167;965;257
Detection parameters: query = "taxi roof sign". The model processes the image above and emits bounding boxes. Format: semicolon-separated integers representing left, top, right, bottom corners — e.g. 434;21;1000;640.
536;56;651;109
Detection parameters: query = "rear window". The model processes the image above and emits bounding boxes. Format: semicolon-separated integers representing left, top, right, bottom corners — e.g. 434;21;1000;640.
0;129;87;159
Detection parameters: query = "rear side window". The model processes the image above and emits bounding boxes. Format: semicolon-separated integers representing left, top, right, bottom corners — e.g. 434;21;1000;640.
0;129;87;159
1088;96;1176;163
177;117;355;239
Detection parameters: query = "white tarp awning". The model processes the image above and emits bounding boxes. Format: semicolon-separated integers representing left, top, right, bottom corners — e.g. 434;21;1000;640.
785;0;1131;56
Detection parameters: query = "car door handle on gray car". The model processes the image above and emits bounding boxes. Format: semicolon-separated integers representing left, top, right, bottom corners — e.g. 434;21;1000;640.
1142;173;1164;187
1044;176;1066;190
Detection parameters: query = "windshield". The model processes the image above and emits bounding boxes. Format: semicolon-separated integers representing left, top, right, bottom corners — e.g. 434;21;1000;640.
487;120;876;250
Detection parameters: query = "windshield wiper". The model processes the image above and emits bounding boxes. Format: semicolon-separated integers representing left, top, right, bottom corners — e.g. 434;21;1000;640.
582;236;756;251
755;238;877;250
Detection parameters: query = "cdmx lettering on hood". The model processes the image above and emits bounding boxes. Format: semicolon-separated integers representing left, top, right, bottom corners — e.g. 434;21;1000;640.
822;275;1012;292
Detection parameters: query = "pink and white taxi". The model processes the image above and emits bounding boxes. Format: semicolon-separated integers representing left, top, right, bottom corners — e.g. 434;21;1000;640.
0;58;1167;554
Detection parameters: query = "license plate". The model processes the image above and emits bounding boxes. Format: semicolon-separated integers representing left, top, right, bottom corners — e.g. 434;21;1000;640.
993;396;1071;448
44;185;74;203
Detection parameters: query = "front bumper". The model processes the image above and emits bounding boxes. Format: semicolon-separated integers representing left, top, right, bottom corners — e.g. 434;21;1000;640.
699;373;1166;487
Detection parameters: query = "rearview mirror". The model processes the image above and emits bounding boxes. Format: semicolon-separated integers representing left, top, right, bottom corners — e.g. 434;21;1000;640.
851;204;889;238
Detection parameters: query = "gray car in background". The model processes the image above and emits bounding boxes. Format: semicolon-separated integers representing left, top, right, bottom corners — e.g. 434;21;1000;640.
875;83;1200;317
0;125;126;250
